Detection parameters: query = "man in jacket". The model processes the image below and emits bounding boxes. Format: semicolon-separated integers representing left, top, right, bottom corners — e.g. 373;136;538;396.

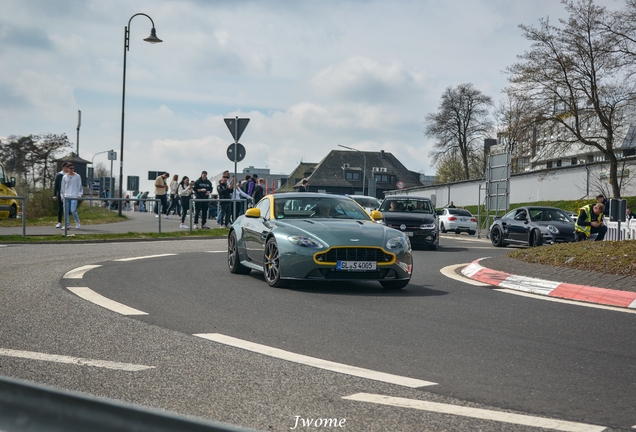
61;164;83;230
252;178;265;204
193;171;212;229
217;176;233;228
154;172;169;217
575;202;606;241
53;162;70;228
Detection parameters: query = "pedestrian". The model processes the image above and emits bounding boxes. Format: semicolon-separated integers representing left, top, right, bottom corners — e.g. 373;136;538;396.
575;202;607;241
217;176;232;227
217;170;230;225
102;187;110;208
125;194;130;211
177;176;194;229
61;164;83;230
53;162;70;228
252;178;265;204
596;194;610;217
137;191;145;212
247;174;258;198
626;207;635;220
298;179;308;192
193;170;213;229
154;172;170;218
165;174;180;217
232;179;252;218
448;201;456;208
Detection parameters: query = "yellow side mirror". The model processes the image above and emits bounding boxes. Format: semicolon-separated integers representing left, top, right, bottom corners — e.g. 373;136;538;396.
370;210;383;221
245;208;261;218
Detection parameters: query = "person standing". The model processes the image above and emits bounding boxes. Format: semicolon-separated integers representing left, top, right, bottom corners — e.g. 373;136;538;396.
193;170;212;229
177;176;194;229
252;178;265;204
232;179;252;218
575;202;607;241
217;170;230;225
217;176;232;228
61;164;83;230
298;179;308;192
53;162;70;228
165;174;180;217
247;174;258;198
154;172;170;218
596;194;610;217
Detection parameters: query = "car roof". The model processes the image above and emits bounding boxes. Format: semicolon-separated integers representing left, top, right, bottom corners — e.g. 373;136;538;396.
383;196;431;201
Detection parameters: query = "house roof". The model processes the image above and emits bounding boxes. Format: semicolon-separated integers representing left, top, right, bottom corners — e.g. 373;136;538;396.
305;150;422;188
277;162;317;192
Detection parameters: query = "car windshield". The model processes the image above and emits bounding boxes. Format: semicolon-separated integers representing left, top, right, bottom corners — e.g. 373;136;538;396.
449;209;472;217
353;196;381;209
273;196;372;220
528;208;573;223
379;199;433;214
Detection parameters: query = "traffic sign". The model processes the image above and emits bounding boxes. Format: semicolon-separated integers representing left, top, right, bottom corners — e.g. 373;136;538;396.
107;150;117;161
224;118;250;142
396;180;406;190
227;143;246;162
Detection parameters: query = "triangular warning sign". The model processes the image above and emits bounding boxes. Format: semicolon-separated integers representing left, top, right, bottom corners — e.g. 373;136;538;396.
224;118;250;142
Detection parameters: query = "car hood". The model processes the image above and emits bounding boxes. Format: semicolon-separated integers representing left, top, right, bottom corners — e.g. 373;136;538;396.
273;218;404;246
382;212;436;225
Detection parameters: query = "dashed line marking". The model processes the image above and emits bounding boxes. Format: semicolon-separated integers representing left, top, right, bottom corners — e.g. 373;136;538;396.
0;348;155;371
115;254;177;262
194;333;436;388
63;265;101;279
342;393;606;432
67;287;147;315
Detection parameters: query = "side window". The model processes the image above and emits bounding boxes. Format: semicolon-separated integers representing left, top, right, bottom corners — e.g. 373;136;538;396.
257;198;271;219
0;165;5;183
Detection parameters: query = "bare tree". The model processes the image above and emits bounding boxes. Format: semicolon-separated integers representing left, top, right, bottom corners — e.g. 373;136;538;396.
425;83;494;180
494;90;537;173
507;0;636;198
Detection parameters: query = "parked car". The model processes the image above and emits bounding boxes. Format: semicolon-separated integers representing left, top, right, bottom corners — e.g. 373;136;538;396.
490;206;576;247
437;208;477;235
0;161;18;218
350;195;381;213
377;196;438;250
228;193;413;289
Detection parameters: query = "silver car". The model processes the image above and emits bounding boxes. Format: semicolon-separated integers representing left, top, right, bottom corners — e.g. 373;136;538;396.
438;208;477;235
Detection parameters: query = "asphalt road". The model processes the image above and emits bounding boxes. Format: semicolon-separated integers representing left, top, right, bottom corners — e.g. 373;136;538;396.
1;235;635;431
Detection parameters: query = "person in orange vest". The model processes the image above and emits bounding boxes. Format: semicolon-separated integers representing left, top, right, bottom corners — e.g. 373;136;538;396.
575;202;606;241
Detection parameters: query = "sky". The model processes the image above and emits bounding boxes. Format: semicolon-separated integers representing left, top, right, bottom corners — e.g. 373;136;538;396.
0;0;623;193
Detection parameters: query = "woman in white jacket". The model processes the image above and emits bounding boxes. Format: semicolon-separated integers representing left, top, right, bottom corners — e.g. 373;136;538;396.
177;176;194;228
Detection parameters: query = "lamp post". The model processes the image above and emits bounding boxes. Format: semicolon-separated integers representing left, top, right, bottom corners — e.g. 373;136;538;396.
338;144;366;196
118;13;162;216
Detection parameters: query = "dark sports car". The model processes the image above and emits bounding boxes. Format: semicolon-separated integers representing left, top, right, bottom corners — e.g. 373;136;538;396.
490;206;576;247
377;196;439;250
228;193;413;289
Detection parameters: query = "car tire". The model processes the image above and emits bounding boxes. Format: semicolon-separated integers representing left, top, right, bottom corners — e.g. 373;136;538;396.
530;229;543;247
9;205;17;219
440;223;447;233
264;237;288;287
468;230;476;235
228;231;251;274
491;226;506;247
380;279;409;290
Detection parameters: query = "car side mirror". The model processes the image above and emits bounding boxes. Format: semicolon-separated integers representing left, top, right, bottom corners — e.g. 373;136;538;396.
370;210;383;221
245;207;261;218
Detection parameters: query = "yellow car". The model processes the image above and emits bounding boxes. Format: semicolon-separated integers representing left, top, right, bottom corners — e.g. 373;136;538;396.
0;161;19;218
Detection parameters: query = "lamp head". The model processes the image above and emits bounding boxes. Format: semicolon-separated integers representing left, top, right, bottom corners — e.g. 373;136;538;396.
143;28;163;44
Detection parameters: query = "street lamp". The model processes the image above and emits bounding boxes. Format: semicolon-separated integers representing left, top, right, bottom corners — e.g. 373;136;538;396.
338;144;366;196
118;13;162;216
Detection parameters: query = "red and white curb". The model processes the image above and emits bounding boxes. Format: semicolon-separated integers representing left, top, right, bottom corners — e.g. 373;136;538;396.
462;258;636;309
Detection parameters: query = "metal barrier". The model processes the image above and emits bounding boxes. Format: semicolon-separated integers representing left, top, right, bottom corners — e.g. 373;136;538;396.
0;195;26;237
0;375;255;432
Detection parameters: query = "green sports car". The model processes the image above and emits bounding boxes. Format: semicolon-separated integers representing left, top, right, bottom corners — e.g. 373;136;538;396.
227;193;413;289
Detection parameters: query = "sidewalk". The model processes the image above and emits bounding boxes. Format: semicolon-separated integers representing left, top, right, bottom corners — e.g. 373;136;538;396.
0;211;214;237
462;255;636;310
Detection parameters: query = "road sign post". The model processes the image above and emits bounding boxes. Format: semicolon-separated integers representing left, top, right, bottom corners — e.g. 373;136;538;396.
224;117;250;219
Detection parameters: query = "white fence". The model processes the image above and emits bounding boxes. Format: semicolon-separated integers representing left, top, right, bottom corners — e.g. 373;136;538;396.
605;219;636;240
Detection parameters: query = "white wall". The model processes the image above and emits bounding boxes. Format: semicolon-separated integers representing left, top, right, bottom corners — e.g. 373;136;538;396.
387;161;636;206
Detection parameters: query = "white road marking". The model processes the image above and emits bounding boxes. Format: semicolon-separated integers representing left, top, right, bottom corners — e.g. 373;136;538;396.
0;348;155;371
63;265;101;279
115;254;177;262
342;393;606;432
67;287;148;315
204;250;226;253
194;333;436;388
440;264;489;286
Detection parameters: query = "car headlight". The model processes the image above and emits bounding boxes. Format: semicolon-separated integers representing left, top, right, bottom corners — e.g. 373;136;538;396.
287;235;324;248
386;236;409;250
420;223;436;230
546;225;559;234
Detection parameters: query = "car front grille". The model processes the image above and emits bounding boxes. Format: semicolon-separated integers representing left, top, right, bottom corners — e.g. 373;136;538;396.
314;247;394;264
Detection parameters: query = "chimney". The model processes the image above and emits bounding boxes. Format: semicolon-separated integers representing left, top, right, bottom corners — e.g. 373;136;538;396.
380;150;385;159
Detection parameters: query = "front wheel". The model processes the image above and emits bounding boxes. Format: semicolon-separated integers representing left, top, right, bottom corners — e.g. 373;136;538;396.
440;223;447;233
380;279;409;290
491;226;506;247
9;205;17;219
228;231;251;274
529;229;543;247
264;237;288;287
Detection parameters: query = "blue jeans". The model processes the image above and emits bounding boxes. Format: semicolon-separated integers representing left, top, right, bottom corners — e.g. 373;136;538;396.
64;199;79;226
